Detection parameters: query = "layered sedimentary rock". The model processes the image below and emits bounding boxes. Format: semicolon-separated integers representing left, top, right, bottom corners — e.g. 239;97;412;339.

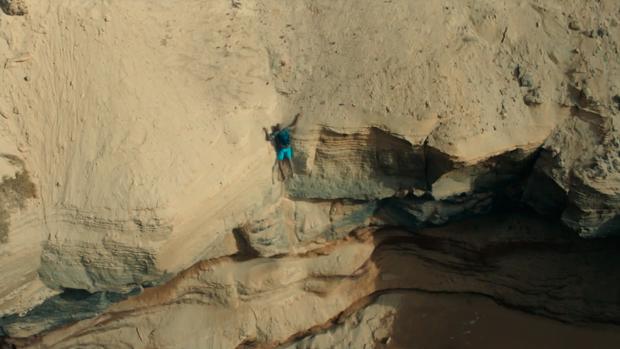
8;213;620;348
0;0;619;348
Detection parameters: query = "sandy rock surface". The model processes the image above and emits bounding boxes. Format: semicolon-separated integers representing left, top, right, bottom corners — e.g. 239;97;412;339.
0;0;619;348
0;0;27;16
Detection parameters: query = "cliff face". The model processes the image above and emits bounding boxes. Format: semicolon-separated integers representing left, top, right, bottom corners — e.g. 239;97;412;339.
0;0;619;348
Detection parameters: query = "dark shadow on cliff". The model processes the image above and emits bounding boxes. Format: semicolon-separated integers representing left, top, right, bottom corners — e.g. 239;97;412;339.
370;210;620;348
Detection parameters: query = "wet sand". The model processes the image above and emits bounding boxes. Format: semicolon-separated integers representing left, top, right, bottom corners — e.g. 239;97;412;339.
388;292;620;349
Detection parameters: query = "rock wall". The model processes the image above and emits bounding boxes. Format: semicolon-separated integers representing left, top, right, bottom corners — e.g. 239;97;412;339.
0;0;619;348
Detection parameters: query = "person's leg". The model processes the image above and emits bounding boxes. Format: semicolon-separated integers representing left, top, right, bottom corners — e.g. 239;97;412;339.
284;147;294;176
278;160;286;180
276;148;287;180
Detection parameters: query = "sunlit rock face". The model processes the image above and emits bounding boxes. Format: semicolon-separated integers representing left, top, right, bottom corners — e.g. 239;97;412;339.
1;0;619;348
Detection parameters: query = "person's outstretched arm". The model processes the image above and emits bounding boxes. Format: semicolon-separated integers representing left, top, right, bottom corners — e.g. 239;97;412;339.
286;113;302;130
263;127;273;141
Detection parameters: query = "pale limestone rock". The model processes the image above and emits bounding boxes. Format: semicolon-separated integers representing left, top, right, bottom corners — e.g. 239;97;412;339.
0;0;619;347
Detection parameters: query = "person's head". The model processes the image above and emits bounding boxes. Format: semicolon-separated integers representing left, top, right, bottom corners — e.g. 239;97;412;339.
272;123;281;132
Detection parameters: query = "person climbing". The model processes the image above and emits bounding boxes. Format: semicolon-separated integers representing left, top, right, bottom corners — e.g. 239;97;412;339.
264;113;301;181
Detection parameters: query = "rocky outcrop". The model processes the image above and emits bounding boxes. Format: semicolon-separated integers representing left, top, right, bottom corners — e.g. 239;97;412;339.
525;110;620;237
6;212;620;348
0;0;619;347
287;127;425;200
0;154;36;244
0;0;27;16
522;17;620;237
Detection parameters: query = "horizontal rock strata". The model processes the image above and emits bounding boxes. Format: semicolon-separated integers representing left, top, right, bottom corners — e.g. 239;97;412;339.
0;0;619;347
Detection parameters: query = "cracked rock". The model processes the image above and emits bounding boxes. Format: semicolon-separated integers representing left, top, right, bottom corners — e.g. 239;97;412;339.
0;0;28;16
524;88;544;106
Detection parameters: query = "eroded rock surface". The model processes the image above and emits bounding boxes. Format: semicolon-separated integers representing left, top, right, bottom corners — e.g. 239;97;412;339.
0;0;27;16
6;213;620;348
0;0;619;348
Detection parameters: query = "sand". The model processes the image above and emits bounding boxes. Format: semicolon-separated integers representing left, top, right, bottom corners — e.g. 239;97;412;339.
0;0;619;347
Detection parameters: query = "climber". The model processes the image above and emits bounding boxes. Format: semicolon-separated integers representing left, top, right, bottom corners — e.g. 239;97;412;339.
264;113;301;181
